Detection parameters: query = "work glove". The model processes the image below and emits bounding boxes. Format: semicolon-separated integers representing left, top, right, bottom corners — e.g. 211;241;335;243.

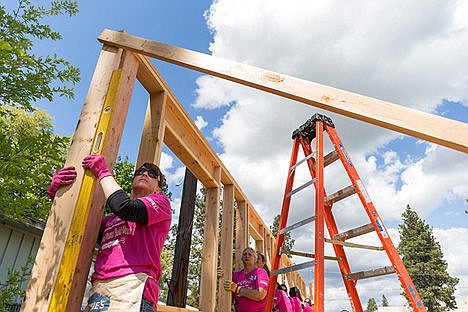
46;166;77;199
223;280;241;295
82;154;112;181
217;267;223;279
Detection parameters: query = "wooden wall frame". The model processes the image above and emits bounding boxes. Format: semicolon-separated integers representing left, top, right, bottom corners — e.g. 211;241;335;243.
22;29;467;312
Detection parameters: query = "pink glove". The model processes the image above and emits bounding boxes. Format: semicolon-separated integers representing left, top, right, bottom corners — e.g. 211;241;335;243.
82;154;112;181
46;166;77;199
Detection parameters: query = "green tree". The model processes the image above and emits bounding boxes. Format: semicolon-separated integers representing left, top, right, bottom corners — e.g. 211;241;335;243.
270;214;295;257
112;156;134;195
0;103;70;222
0;258;33;311
382;294;389;307
0;0;80;110
398;205;459;312
366;297;378;312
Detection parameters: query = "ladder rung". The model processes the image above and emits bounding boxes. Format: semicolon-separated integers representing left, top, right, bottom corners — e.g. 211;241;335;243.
280;216;316;234
286;179;317;198
312;150;340;169
324;238;384;251
272;260;315;276
290;152;316;173
324;185;355;204
345;266;395;280
333;223;375;241
282;249;342;261
324;150;340;167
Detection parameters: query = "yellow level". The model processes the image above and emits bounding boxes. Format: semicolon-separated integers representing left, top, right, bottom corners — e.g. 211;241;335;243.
48;69;124;311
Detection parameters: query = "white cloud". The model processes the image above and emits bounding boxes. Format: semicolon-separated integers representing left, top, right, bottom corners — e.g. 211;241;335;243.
196;0;468;306
194;115;208;130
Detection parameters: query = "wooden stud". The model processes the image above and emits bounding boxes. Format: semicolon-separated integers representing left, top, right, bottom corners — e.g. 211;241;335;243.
66;50;139;312
137;91;167;167
217;184;235;312
235;201;249;271
21;45;125;312
199;167;222;311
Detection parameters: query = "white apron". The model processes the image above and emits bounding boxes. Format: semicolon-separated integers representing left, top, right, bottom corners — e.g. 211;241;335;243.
84;273;149;312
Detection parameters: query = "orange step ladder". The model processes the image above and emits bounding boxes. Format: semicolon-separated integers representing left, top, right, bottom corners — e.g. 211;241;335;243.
264;114;426;312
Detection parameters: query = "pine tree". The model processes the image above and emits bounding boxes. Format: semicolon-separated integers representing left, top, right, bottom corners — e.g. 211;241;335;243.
398;205;459;312
382;294;389;307
366;297;378;312
270;214;295;257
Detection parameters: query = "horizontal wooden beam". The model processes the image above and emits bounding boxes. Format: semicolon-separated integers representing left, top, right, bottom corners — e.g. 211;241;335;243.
99;29;468;153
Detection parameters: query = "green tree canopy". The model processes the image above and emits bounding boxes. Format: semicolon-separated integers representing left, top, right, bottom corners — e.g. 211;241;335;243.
366;297;378;312
0;0;80;110
270;214;295;258
382;294;389;307
398;205;459;312
0;103;70;222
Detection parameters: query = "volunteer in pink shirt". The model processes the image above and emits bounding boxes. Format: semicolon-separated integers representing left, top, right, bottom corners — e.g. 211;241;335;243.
223;247;269;312
47;155;172;311
274;285;293;312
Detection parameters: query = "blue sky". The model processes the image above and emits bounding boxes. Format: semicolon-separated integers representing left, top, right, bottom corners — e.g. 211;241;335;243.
5;0;468;310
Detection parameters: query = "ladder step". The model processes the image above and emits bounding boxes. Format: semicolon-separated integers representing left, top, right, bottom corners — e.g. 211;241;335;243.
290;152;316;173
280;216;316;234
312;150;340;169
345;266;395;280
324;238;384;251
272;260;315;276
324;185;355;204
282;249;342;261
333;223;375;241
286;179;317;198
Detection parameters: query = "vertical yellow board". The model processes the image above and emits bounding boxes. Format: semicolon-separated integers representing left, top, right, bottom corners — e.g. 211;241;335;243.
48;69;124;311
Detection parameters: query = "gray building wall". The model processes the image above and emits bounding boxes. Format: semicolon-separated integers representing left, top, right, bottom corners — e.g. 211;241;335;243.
0;216;44;304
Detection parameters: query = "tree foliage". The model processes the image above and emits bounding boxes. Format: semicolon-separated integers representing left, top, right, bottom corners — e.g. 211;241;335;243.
398;205;459;312
270;214;295;257
366;297;378;312
0;0;80;110
0;257;33;310
382;294;389;307
0;103;70;222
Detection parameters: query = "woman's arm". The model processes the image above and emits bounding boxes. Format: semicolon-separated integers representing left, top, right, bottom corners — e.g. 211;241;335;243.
238;287;267;301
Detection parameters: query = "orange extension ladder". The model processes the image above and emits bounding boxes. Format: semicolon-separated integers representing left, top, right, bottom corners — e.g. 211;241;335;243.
264;114;426;312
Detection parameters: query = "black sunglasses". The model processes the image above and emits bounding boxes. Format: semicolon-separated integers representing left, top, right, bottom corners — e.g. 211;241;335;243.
134;167;159;179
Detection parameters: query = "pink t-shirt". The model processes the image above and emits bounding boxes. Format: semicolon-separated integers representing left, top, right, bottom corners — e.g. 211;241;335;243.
232;267;269;312
289;297;302;312
92;193;172;304
274;289;292;312
303;305;314;312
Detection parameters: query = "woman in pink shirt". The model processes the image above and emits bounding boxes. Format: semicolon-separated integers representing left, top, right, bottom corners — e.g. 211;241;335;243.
47;155;172;311
289;286;304;312
223;247;269;312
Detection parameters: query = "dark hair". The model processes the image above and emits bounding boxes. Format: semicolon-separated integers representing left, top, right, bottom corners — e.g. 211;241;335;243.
135;163;165;188
256;252;271;277
280;283;288;292
289;286;303;301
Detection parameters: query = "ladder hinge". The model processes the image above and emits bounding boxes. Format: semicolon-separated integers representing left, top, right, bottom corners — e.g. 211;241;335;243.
292;113;335;141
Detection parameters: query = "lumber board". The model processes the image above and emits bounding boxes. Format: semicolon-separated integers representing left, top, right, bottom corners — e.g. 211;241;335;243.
137;91;167;167
235;201;249;271
199;167;221;311
98;29;468;153
217;184;235;312
21;45;123;312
